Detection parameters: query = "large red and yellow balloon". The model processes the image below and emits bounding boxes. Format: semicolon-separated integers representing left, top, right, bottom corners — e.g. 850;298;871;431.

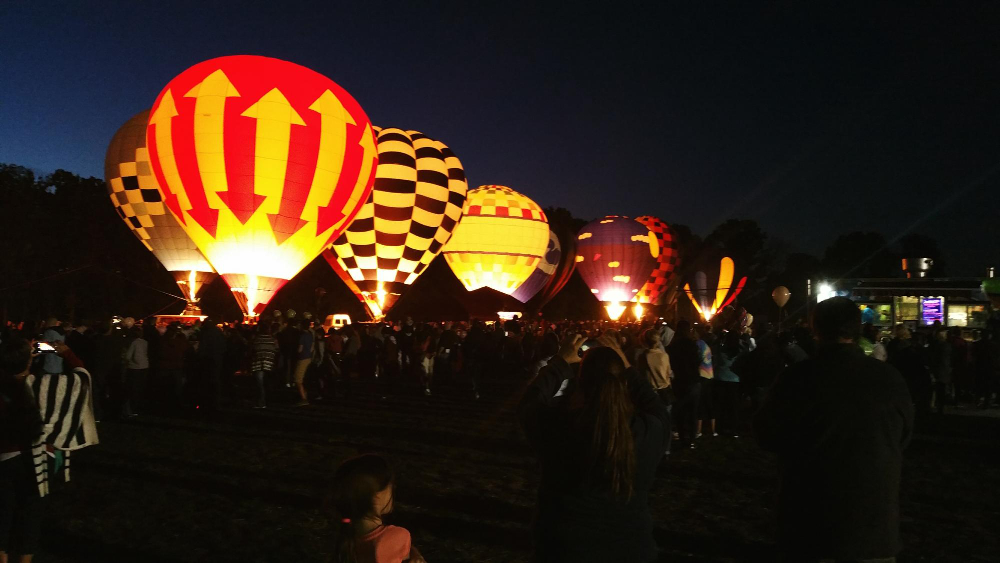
105;110;217;313
145;56;377;317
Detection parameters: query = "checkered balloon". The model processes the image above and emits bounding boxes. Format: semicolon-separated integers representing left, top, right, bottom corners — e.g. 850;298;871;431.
443;185;549;295
328;127;468;318
635;215;680;305
104;110;216;303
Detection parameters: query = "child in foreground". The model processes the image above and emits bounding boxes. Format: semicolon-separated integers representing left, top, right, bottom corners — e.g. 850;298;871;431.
330;454;426;563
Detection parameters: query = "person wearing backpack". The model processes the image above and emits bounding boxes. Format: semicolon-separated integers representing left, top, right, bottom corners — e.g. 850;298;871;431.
637;329;673;456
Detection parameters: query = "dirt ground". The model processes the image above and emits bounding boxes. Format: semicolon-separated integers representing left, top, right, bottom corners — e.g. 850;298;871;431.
34;375;1000;563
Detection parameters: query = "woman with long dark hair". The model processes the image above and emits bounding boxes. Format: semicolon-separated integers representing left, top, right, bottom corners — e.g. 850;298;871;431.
519;334;669;563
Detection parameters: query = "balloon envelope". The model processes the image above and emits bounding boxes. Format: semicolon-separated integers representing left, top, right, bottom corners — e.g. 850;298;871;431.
105;110;216;308
772;286;791;308
634;215;680;305
145;55;377;317
511;228;561;303
526;222;577;313
575;216;659;304
328;127;467;318
442;185;549;295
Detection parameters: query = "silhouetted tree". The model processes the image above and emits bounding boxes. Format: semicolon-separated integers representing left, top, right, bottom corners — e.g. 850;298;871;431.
821;231;899;279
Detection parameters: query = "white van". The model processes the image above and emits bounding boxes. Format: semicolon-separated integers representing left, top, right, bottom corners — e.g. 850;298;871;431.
324;314;352;330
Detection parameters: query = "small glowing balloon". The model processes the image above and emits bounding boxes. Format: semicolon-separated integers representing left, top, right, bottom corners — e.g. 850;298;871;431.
772;286;791;308
442;185;549;295
145;55;377;319
683;257;747;322
105;110;216;313
327;127;468;319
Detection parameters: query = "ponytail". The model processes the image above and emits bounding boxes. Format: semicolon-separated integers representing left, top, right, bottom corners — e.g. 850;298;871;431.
328;454;394;563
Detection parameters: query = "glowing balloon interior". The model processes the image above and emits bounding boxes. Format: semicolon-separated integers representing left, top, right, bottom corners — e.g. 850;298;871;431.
442;185;549;295
575;216;659;319
105;110;217;313
683;257;748;321
328;127;468;319
145;55;377;318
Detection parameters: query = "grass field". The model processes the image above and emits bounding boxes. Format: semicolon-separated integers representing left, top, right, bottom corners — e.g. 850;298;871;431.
35;375;1000;563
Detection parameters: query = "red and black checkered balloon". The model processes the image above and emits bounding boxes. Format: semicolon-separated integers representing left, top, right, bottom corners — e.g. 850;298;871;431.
635;215;680;305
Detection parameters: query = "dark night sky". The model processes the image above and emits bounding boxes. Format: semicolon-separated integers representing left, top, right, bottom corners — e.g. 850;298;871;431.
3;2;999;275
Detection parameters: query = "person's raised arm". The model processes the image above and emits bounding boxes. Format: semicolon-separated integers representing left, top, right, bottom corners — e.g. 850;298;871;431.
518;334;583;448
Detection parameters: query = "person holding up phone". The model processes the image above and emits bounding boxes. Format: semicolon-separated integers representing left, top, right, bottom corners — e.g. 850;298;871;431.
518;333;669;563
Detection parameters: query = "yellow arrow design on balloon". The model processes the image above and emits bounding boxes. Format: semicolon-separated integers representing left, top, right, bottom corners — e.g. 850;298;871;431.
184;69;240;209
301;89;354;223
335;123;377;232
241;87;306;217
148;89;190;212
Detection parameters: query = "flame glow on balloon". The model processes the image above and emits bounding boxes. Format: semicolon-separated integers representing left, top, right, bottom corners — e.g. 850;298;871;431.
105;110;217;312
443;185;549;295
683;257;747;321
575;216;660;320
327;127;467;319
145;56;377;318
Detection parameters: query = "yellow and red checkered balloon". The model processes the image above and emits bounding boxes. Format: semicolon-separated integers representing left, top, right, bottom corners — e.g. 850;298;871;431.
145;55;377;317
442;185;549;295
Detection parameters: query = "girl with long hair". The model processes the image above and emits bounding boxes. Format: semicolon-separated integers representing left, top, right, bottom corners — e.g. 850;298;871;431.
328;454;425;563
519;334;670;563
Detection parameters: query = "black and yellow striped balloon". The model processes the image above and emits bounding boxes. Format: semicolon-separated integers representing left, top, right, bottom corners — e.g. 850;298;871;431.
328;127;467;318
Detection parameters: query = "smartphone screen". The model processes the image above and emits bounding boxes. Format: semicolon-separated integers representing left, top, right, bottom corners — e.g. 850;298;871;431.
34;342;56;353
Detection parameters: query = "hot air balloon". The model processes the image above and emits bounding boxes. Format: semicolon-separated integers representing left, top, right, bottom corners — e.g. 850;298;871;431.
325;127;467;319
682;257;747;321
105;110;216;314
575;216;660;320
634;215;680;305
511;228;561;303
145;56;377;320
525;222;578;314
442;185;549;295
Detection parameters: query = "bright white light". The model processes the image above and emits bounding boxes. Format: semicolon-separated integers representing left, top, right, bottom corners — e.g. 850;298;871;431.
605;302;626;321
632;304;644;319
816;282;836;303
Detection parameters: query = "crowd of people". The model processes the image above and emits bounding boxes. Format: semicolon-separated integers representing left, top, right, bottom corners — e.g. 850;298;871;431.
3;302;999;562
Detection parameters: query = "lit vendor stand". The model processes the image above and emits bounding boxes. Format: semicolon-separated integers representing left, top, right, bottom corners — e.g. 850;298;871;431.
814;258;991;336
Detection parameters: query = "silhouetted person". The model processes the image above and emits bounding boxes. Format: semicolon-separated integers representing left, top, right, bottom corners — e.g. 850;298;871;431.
519;335;668;563
755;297;914;563
666;320;701;449
197;318;226;413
